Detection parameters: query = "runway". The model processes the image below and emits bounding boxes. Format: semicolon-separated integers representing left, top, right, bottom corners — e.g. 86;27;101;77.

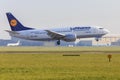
0;46;120;54
0;51;120;54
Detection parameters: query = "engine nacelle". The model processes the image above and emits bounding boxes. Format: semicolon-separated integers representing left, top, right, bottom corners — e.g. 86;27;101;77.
63;34;76;42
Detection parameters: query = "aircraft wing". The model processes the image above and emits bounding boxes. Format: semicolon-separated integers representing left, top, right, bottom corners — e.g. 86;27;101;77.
45;30;65;39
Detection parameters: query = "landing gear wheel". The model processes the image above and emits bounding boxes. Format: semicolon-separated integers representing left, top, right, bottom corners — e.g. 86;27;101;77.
57;40;60;45
96;38;99;42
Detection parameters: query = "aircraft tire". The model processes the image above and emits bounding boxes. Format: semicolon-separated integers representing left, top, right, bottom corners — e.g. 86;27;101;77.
57;40;60;45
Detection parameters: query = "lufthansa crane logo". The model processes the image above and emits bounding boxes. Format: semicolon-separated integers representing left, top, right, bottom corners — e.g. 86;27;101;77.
10;19;17;27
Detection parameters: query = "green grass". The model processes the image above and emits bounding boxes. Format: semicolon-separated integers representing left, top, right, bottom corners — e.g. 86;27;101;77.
0;47;120;80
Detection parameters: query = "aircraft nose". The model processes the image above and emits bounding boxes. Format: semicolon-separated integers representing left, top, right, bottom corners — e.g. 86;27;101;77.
104;29;110;34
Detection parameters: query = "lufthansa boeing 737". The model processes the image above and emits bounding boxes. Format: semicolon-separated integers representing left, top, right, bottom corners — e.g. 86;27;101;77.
6;12;109;45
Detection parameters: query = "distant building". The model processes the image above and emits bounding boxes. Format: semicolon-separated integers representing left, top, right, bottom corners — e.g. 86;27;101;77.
11;37;44;46
0;39;15;46
77;40;92;46
111;39;120;46
0;37;43;46
43;41;56;46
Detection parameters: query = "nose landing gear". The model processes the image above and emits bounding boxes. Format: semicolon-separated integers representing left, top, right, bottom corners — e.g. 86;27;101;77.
95;38;99;42
95;37;101;42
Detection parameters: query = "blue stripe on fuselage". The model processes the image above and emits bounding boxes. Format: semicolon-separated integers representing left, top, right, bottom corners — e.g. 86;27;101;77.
70;27;91;31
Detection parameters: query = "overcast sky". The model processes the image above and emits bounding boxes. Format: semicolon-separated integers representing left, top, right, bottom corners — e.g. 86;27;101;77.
0;0;120;39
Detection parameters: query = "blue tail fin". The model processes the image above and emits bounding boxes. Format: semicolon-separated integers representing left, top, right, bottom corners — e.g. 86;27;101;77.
6;12;33;31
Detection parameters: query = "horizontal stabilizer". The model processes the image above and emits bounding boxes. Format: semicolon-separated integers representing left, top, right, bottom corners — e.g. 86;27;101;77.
5;30;19;34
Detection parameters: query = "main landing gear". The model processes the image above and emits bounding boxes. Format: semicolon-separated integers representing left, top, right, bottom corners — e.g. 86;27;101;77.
57;40;60;45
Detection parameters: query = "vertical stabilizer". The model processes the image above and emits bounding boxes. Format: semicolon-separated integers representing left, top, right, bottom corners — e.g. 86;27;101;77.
6;12;33;31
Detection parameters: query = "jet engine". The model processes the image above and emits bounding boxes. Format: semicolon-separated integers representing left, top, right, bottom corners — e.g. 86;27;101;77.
63;34;76;42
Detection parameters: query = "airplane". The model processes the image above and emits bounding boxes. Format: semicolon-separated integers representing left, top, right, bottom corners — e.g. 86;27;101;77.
7;40;20;46
6;12;109;45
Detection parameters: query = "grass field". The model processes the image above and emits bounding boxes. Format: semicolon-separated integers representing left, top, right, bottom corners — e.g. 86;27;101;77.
0;47;120;80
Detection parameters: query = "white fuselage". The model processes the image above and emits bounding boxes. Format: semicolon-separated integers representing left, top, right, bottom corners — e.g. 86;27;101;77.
10;26;109;41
